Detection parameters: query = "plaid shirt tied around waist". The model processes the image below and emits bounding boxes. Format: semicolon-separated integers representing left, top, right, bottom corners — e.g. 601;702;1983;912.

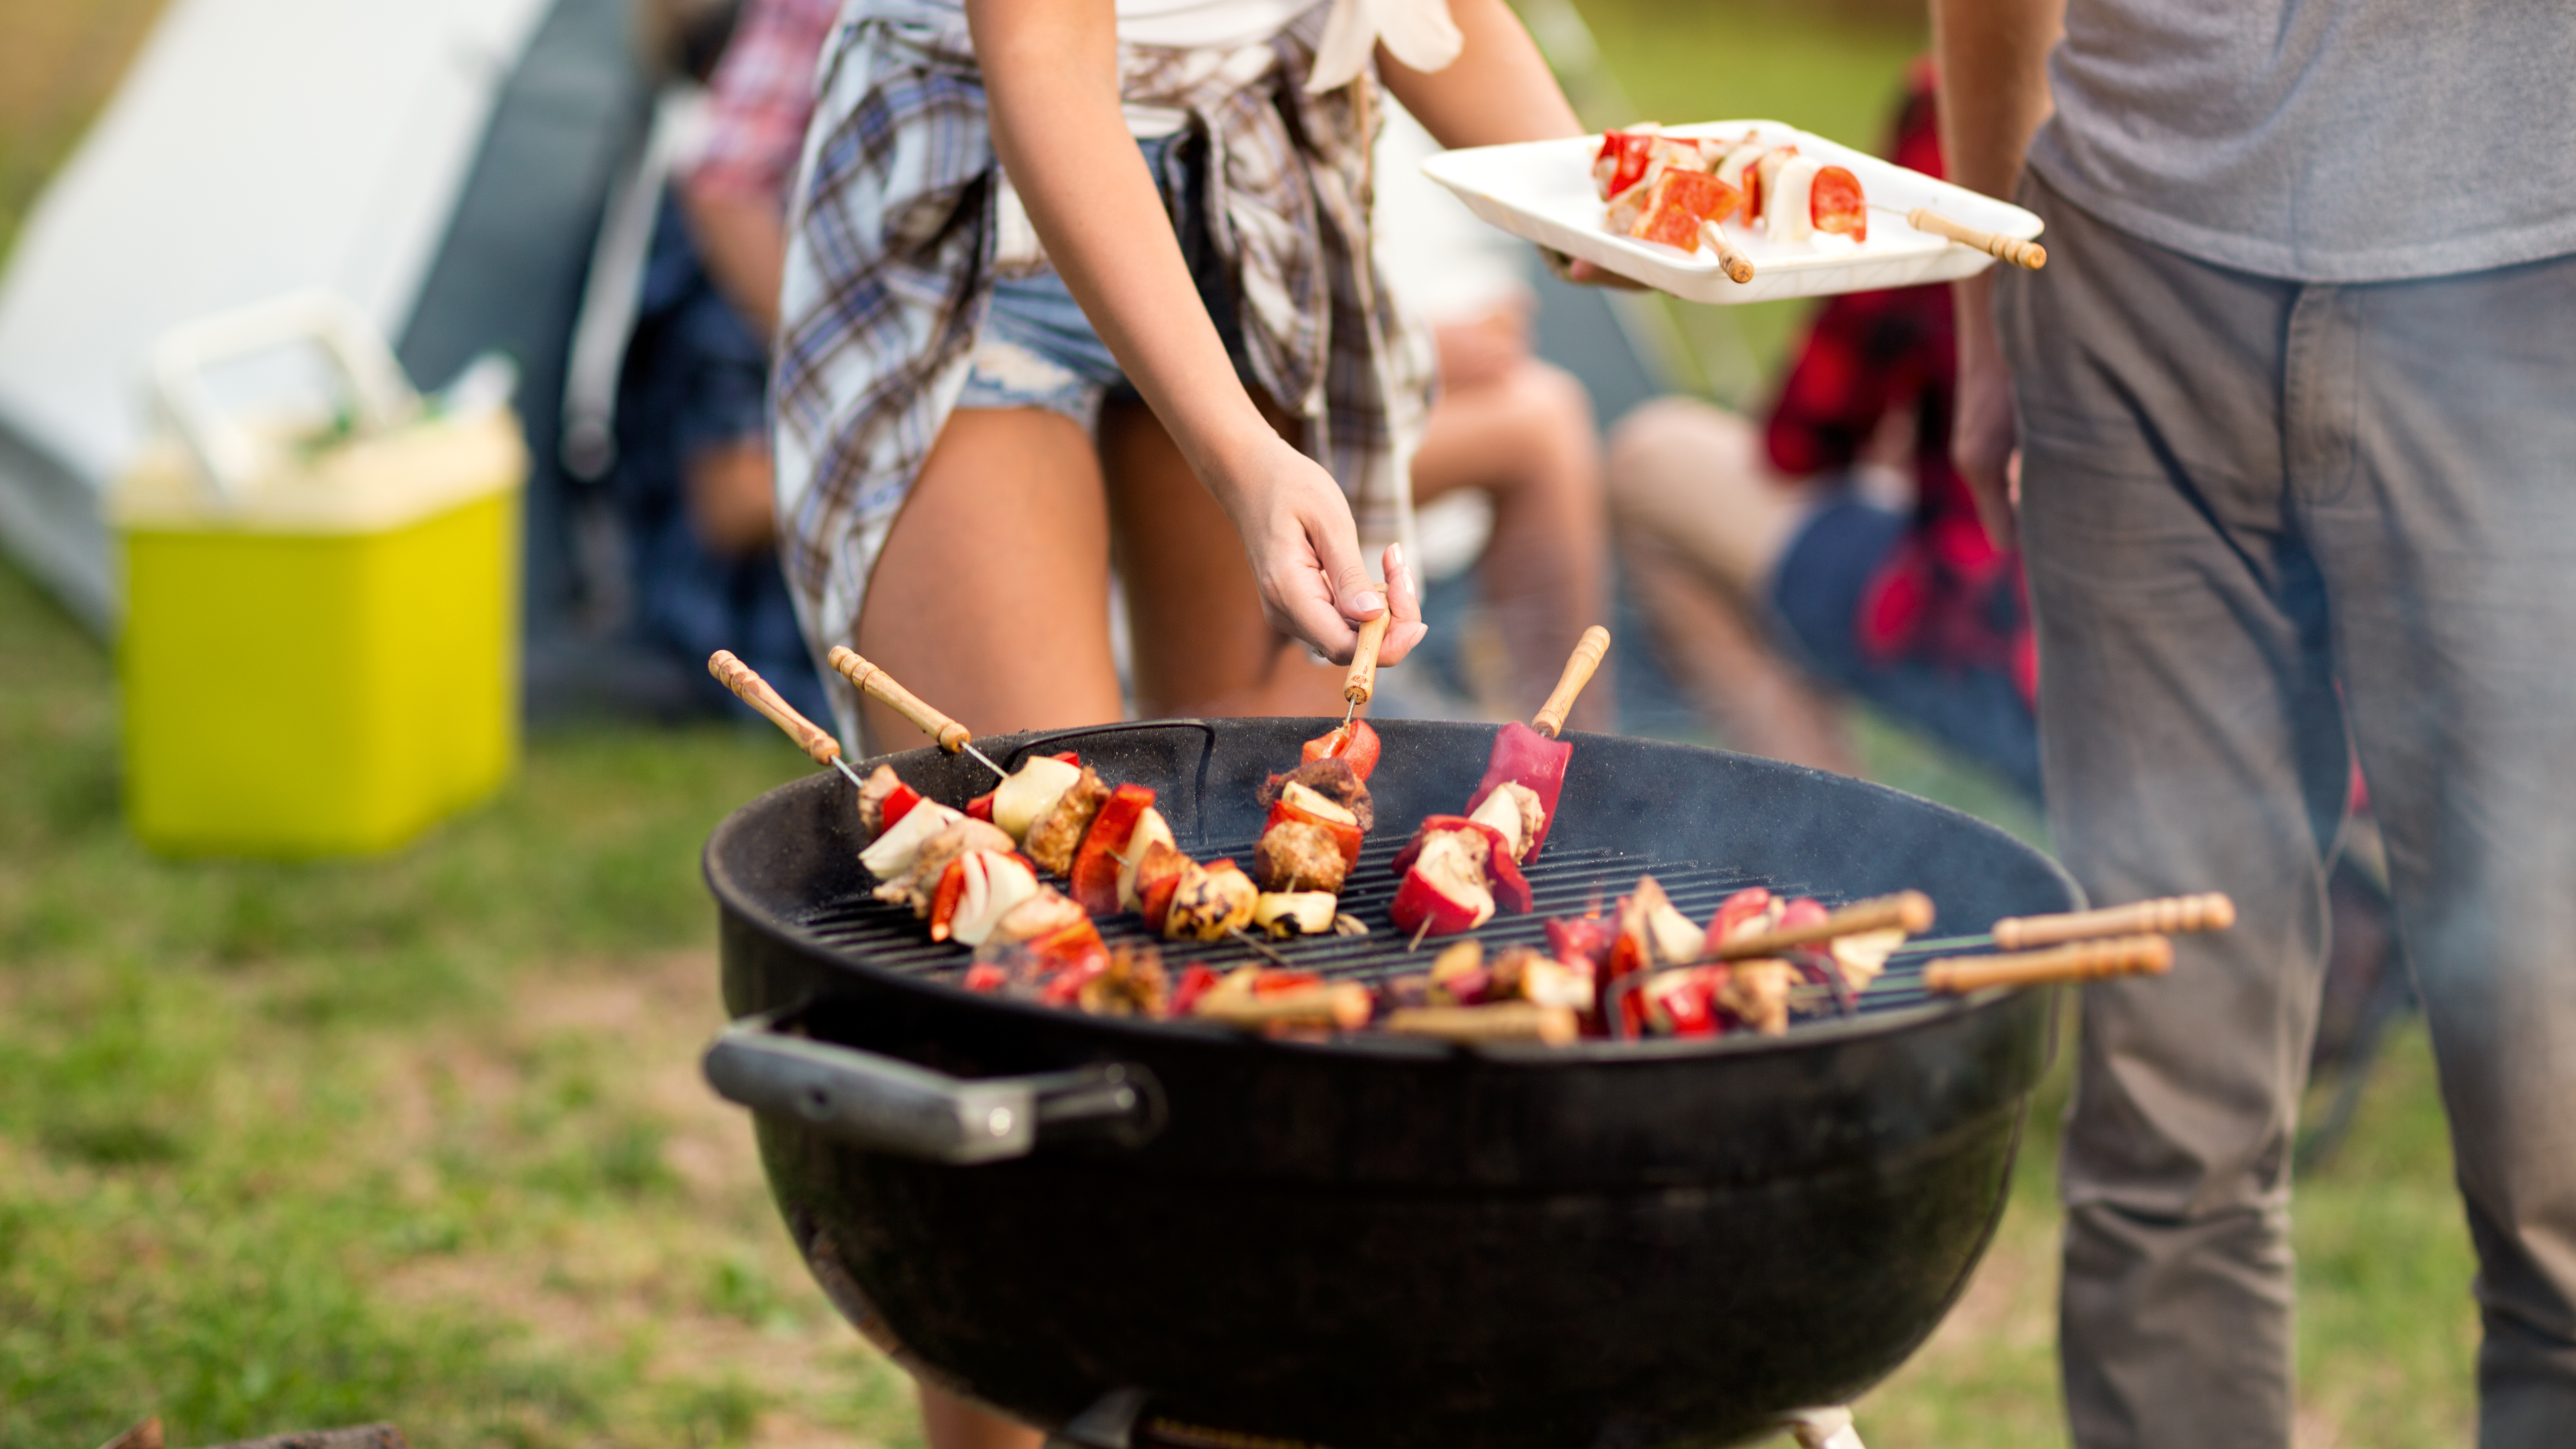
771;0;1434;742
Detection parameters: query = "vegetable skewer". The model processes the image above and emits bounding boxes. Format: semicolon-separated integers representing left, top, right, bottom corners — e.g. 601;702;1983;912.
1389;626;1610;939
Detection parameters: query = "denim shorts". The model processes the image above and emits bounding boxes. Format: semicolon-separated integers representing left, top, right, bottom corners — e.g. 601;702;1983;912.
954;128;1252;430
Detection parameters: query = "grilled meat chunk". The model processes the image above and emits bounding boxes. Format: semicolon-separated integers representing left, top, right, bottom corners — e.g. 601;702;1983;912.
1024;766;1110;875
1078;944;1170;1018
856;763;903;837
1254;819;1350;894
1258;756;1374;833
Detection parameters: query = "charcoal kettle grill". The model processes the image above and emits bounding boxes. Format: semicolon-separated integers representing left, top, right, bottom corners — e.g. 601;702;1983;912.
704;718;2078;1449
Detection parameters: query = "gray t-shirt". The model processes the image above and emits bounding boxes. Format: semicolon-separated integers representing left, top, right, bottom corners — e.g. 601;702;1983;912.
2025;1;2576;282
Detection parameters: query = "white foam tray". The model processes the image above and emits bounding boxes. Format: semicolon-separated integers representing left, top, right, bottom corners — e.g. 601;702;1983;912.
1419;120;2043;305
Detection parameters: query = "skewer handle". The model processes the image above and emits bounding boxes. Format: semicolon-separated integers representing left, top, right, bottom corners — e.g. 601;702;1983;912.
708;650;842;765
1906;208;2047;270
1697;221;1756;284
1926;933;2174;993
1383;1002;1579;1046
1344;612;1392;708
1992;893;2236;950
1711;889;1935;960
1532;624;1613;738
826;645;975;755
1193;983;1374;1032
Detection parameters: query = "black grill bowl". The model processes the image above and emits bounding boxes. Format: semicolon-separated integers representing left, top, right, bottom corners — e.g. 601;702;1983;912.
706;719;2077;1449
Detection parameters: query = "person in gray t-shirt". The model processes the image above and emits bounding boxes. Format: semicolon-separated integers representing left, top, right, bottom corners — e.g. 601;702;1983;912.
1934;2;2576;1446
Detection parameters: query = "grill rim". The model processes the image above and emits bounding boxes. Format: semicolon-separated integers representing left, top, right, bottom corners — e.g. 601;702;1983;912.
705;719;2079;1068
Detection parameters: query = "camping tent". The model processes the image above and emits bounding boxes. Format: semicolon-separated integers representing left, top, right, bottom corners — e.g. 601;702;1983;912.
0;0;646;637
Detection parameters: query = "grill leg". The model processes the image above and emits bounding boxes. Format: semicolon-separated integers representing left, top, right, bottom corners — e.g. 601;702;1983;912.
1046;1388;1151;1449
1781;1406;1865;1449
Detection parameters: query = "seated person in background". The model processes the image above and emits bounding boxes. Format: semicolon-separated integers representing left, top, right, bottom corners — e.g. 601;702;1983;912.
1376;99;1612;730
612;0;828;723
1607;63;2039;797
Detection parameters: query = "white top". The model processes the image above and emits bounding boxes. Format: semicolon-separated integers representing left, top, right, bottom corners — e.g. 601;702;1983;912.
1116;0;1315;49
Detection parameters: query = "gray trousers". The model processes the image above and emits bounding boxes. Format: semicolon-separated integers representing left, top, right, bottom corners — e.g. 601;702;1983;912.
1998;172;2576;1449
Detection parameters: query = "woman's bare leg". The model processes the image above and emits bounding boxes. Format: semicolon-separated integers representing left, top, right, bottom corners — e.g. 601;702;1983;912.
1411;357;1612;729
1100;398;1346;719
854;407;1124;752
856;407;1099;1449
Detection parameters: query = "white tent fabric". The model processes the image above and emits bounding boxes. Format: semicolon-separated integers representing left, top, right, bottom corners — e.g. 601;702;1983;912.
0;0;554;629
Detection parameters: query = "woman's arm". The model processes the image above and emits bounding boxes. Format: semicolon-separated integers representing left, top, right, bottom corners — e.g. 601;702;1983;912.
966;0;1423;666
1376;0;1582;149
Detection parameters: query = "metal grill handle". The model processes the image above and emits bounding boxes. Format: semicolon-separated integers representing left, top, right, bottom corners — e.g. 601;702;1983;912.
705;1010;1164;1164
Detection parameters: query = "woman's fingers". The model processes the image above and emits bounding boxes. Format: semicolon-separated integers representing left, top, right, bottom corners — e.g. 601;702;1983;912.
1376;541;1428;665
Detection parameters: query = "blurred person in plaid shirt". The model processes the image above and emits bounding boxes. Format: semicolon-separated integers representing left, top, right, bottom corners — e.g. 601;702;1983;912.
1608;61;2040;797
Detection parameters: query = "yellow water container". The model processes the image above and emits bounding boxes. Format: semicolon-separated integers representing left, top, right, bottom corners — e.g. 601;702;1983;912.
109;293;525;856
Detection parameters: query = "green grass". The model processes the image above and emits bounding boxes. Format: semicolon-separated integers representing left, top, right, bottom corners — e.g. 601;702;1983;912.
0;560;922;1449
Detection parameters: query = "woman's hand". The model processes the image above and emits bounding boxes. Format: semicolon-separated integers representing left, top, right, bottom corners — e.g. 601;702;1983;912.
1218;436;1427;666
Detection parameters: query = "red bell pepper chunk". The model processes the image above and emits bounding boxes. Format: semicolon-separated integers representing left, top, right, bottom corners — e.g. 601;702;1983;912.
1170;963;1221;1016
1778;896;1830;933
1071;782;1156;916
1547;916;1617;973
1389;816;1531;923
1251;969;1324;995
1299;719;1381;780
928;857;971;941
1027;917;1109;989
1464;721;1572;860
1593;129;1657;201
1643;966;1724;1037
1705;886;1774;953
1264;798;1364;868
961;962;1009;993
1049;750;1080;766
880;782;925;830
1390;864;1488;939
1136;841;1189;933
966;791;995;822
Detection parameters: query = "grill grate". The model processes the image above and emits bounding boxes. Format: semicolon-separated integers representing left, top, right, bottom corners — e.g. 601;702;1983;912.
796;834;1976;1023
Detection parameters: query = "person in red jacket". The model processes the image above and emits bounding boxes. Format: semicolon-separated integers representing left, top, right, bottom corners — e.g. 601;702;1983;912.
1608;63;2039;796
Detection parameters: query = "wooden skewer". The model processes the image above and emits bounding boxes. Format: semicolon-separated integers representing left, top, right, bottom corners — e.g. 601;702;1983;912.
708;650;869;789
1924;933;2173;994
1896;206;2046;269
1383;1002;1579;1046
1902;893;2238;954
1342;611;1391;727
1193;982;1374;1032
1706;890;1935;961
824;645;1007;779
1992;893;2235;950
1697;220;1756;283
1531;624;1612;739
